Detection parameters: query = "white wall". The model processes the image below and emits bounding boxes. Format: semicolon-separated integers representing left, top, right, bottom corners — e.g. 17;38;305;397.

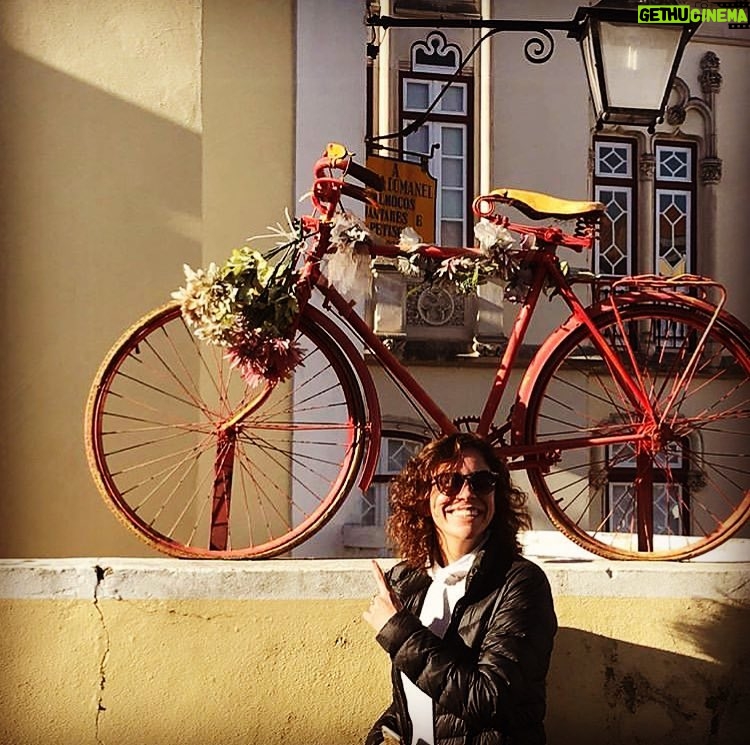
292;0;369;556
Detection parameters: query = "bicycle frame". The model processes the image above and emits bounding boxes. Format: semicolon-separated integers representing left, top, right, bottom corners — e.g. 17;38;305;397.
295;219;662;489
220;150;733;501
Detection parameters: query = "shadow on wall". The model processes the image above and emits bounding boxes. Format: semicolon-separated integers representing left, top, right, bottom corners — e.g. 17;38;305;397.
0;42;201;557
0;592;749;744
547;600;750;745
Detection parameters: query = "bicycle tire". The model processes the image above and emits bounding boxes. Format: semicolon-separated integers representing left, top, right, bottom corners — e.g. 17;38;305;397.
516;293;750;560
85;302;368;558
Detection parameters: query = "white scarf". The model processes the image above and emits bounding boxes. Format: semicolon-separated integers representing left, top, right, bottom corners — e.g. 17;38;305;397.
401;551;477;745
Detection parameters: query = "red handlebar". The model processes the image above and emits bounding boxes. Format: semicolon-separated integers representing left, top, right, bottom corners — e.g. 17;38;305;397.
313;154;384;191
312;151;385;215
345;159;385;191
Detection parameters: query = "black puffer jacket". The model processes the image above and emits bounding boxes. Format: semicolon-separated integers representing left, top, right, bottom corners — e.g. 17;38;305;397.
365;539;557;745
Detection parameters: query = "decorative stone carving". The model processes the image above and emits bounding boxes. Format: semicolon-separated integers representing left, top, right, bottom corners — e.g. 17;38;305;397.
472;338;508;358
700;157;723;185
660;53;722;183
666;105;686;126
699;51;722;95
406;282;466;327
416;286;455;326
638;153;656;181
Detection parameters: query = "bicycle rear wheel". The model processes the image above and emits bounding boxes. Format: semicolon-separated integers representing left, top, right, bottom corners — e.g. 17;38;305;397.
85;302;368;558
517;295;750;560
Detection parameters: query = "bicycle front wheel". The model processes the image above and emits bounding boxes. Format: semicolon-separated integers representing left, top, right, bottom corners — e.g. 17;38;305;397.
517;295;750;560
85;303;368;558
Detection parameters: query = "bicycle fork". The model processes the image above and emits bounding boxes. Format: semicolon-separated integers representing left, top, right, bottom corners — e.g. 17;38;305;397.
210;430;236;551
610;276;729;550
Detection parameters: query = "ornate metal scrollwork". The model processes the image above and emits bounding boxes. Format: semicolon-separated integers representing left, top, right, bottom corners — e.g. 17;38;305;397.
522;29;555;65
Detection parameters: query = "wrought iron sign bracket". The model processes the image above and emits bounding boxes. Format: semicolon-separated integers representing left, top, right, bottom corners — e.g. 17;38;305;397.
366;14;579;65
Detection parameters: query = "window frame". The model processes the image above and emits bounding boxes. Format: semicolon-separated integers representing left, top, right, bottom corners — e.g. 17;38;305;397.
604;439;692;536
592;136;638;278
357;431;426;528
399;69;474;246
592;135;699;533
653;140;697;276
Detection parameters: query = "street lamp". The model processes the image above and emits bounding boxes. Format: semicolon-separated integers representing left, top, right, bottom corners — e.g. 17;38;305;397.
366;1;699;131
570;1;700;130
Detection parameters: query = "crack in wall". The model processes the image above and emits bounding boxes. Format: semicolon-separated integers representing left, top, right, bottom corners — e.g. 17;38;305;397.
93;565;111;745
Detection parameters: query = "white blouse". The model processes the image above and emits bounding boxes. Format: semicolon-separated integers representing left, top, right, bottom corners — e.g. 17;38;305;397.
401;551;477;745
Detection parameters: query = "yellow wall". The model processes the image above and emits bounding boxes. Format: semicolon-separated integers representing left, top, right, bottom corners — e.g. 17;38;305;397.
0;0;294;558
1;559;748;745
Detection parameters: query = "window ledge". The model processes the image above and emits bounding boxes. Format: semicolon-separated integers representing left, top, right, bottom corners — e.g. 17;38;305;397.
342;524;386;549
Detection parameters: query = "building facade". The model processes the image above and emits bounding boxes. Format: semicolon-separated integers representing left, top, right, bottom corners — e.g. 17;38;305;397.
1;0;748;559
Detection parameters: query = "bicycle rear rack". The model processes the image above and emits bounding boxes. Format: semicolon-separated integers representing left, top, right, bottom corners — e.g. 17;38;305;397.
610;273;727;307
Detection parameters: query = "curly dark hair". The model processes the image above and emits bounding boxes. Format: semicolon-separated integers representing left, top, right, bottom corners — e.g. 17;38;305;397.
386;432;531;568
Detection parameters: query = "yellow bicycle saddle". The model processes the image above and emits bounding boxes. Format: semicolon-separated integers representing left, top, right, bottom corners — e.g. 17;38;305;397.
489;188;605;220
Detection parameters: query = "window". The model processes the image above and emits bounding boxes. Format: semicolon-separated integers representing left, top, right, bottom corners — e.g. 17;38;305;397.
593;138;697;278
366;29;478;357
358;435;423;526
605;440;690;536
593;138;636;277
655;143;695;275
593;138;698;533
400;72;473;246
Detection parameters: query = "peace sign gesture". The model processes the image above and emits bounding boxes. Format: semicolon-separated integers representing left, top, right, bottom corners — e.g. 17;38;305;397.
363;560;402;633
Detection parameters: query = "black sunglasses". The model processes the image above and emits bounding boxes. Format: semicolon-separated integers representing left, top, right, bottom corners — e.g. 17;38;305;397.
432;470;498;497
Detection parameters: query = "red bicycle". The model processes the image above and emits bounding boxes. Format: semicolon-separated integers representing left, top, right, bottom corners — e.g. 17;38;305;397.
85;144;750;560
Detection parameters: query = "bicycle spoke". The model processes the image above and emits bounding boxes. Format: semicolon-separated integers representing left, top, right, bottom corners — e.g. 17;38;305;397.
520;298;750;559
86;304;367;557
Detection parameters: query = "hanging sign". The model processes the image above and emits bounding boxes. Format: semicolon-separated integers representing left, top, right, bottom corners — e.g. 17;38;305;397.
364;155;437;245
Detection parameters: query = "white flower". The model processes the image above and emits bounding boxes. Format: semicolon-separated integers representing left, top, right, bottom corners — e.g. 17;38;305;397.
398;226;423;253
172;263;241;345
397;255;423;278
330;212;372;248
325;243;373;298
325;212;374;298
474;219;514;256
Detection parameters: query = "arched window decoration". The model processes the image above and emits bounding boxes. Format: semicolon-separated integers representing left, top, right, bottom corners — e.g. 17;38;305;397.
411;31;462;74
592;52;720;284
593;137;697;279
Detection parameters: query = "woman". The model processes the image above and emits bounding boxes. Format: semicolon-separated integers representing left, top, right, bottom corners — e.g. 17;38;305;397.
363;432;557;745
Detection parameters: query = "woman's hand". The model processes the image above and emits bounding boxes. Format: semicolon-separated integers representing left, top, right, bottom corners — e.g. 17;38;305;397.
363;560;402;633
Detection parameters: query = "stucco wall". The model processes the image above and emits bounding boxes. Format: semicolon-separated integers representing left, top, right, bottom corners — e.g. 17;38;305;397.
1;555;748;745
0;0;203;558
0;0;294;558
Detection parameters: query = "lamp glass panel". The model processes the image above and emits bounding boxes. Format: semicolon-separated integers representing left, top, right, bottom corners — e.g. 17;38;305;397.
581;28;604;118
599;22;683;110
